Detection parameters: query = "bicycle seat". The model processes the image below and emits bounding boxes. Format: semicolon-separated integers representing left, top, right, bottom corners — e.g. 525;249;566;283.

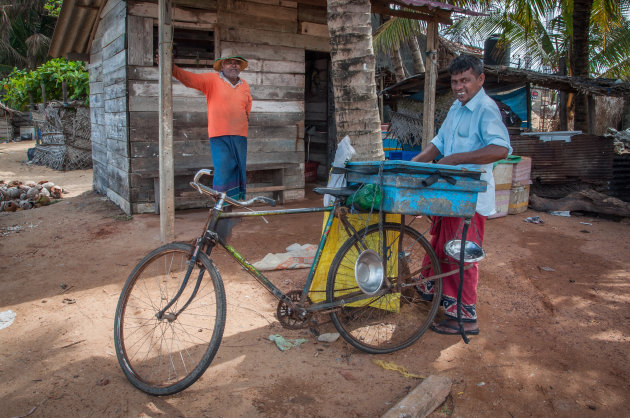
313;186;359;197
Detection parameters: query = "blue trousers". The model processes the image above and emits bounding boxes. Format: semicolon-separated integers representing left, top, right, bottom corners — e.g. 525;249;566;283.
210;135;247;200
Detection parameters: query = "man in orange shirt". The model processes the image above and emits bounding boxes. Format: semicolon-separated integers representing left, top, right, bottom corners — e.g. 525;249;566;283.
172;55;253;200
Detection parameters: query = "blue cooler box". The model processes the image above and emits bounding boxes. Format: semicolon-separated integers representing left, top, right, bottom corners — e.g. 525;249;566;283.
346;161;487;218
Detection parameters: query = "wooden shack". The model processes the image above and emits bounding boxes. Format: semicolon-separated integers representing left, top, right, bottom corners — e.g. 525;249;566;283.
51;0;332;214
0;105;13;142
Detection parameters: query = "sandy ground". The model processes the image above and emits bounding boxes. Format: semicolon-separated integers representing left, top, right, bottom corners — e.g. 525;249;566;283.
1;140;630;417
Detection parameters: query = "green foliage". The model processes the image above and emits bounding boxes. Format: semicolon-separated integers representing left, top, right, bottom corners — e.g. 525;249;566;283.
444;0;630;79
0;0;56;73
1;58;89;110
44;0;63;17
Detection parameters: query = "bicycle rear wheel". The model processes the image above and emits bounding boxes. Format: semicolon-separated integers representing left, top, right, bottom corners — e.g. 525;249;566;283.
326;223;441;354
114;243;226;395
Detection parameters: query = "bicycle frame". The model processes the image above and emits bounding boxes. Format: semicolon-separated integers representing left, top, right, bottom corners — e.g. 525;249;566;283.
157;175;465;323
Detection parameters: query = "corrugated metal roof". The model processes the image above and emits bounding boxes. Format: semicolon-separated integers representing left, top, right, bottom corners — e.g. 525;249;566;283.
397;0;485;17
50;0;482;58
48;0;104;58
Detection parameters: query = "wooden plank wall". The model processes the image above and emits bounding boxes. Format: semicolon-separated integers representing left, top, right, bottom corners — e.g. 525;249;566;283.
0;114;13;141
125;0;330;212
89;0;131;213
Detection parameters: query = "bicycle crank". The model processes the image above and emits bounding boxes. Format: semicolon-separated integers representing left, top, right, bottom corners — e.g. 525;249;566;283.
276;290;312;329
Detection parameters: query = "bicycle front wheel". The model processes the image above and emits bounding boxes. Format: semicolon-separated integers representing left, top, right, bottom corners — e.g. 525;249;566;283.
114;243;226;395
326;223;441;354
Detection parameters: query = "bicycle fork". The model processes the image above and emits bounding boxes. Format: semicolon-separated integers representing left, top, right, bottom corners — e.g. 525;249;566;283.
155;238;206;322
156;198;226;322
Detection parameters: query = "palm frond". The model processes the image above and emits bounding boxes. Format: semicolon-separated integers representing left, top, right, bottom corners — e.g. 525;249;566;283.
589;21;630;78
26;32;50;68
374;17;424;53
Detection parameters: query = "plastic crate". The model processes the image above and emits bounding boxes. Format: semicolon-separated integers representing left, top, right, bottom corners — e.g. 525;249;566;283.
493;162;514;191
388;151;418;161
488;189;510;219
346;161;486;218
512;156;532;186
382;137;402;159
508;185;530;214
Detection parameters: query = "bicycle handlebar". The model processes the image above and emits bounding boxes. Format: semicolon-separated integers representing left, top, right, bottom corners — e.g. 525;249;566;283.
190;169;276;207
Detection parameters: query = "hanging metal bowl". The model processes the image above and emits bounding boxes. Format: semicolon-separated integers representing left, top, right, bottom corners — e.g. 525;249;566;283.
444;239;486;263
354;249;384;295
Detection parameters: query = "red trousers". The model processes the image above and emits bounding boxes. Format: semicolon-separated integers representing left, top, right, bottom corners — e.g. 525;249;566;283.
419;213;486;321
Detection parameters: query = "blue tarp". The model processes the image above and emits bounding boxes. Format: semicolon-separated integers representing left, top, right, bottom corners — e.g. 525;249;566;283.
489;87;529;128
410;87;530;129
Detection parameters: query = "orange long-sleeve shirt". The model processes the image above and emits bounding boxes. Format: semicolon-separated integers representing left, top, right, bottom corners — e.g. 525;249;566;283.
173;66;252;138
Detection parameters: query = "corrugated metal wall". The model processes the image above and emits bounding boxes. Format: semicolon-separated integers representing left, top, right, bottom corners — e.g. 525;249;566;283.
612;154;630;202
510;134;614;184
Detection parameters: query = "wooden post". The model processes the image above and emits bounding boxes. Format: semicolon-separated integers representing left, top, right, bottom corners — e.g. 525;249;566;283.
158;0;175;243
422;19;438;150
587;94;595;134
379;75;384;123
62;81;68;105
526;84;532;130
41;83;47;108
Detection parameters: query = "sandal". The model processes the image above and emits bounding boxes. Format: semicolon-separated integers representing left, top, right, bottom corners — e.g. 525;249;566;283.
430;319;479;335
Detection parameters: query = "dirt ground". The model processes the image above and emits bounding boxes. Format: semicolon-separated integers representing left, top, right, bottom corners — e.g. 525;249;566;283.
1;140;630;417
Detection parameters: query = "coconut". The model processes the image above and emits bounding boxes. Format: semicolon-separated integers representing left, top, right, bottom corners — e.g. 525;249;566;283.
50;186;63;199
7;187;21;199
19;200;33;209
26;187;39;200
25;181;37;187
41;182;55;191
36;194;50;205
39;187;50;197
20;192;27;201
3;200;18;211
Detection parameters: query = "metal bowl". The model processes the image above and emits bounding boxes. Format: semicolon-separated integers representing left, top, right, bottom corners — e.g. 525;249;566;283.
444;239;486;263
354;250;384;295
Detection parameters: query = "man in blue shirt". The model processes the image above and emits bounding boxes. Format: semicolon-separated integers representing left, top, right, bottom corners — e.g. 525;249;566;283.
412;54;512;336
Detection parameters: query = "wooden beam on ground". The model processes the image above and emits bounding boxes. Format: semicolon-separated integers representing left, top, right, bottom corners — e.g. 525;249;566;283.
381;375;452;418
422;19;438;150
158;0;175;243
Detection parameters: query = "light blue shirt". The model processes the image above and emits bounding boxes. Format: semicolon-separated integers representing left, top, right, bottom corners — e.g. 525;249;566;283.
431;88;512;216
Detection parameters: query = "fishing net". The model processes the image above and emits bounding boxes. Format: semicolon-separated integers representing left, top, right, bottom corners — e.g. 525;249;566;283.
31;102;92;170
386;94;454;146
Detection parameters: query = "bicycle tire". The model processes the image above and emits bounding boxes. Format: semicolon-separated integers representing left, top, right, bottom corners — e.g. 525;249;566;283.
326;223;442;354
114;243;226;395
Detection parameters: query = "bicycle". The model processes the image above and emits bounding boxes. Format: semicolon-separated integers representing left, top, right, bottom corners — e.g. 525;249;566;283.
113;168;456;396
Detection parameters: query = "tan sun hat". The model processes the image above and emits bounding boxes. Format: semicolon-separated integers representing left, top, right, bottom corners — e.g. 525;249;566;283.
213;55;248;72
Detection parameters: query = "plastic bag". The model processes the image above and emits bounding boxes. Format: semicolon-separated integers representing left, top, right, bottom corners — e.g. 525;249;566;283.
252;243;317;271
324;135;356;206
346;184;382;211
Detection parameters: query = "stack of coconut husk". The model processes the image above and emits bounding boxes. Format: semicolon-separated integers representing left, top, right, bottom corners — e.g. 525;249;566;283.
0;180;64;212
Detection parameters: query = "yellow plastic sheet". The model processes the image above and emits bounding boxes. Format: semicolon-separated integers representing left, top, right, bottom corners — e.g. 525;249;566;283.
308;211;401;312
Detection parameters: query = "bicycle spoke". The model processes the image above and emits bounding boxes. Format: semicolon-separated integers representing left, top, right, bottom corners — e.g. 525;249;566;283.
114;244;225;395
327;223;442;354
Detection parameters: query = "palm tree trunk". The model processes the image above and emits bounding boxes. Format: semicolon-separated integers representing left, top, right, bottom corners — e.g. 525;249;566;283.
327;0;383;161
408;36;425;75
391;43;407;82
571;0;593;132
